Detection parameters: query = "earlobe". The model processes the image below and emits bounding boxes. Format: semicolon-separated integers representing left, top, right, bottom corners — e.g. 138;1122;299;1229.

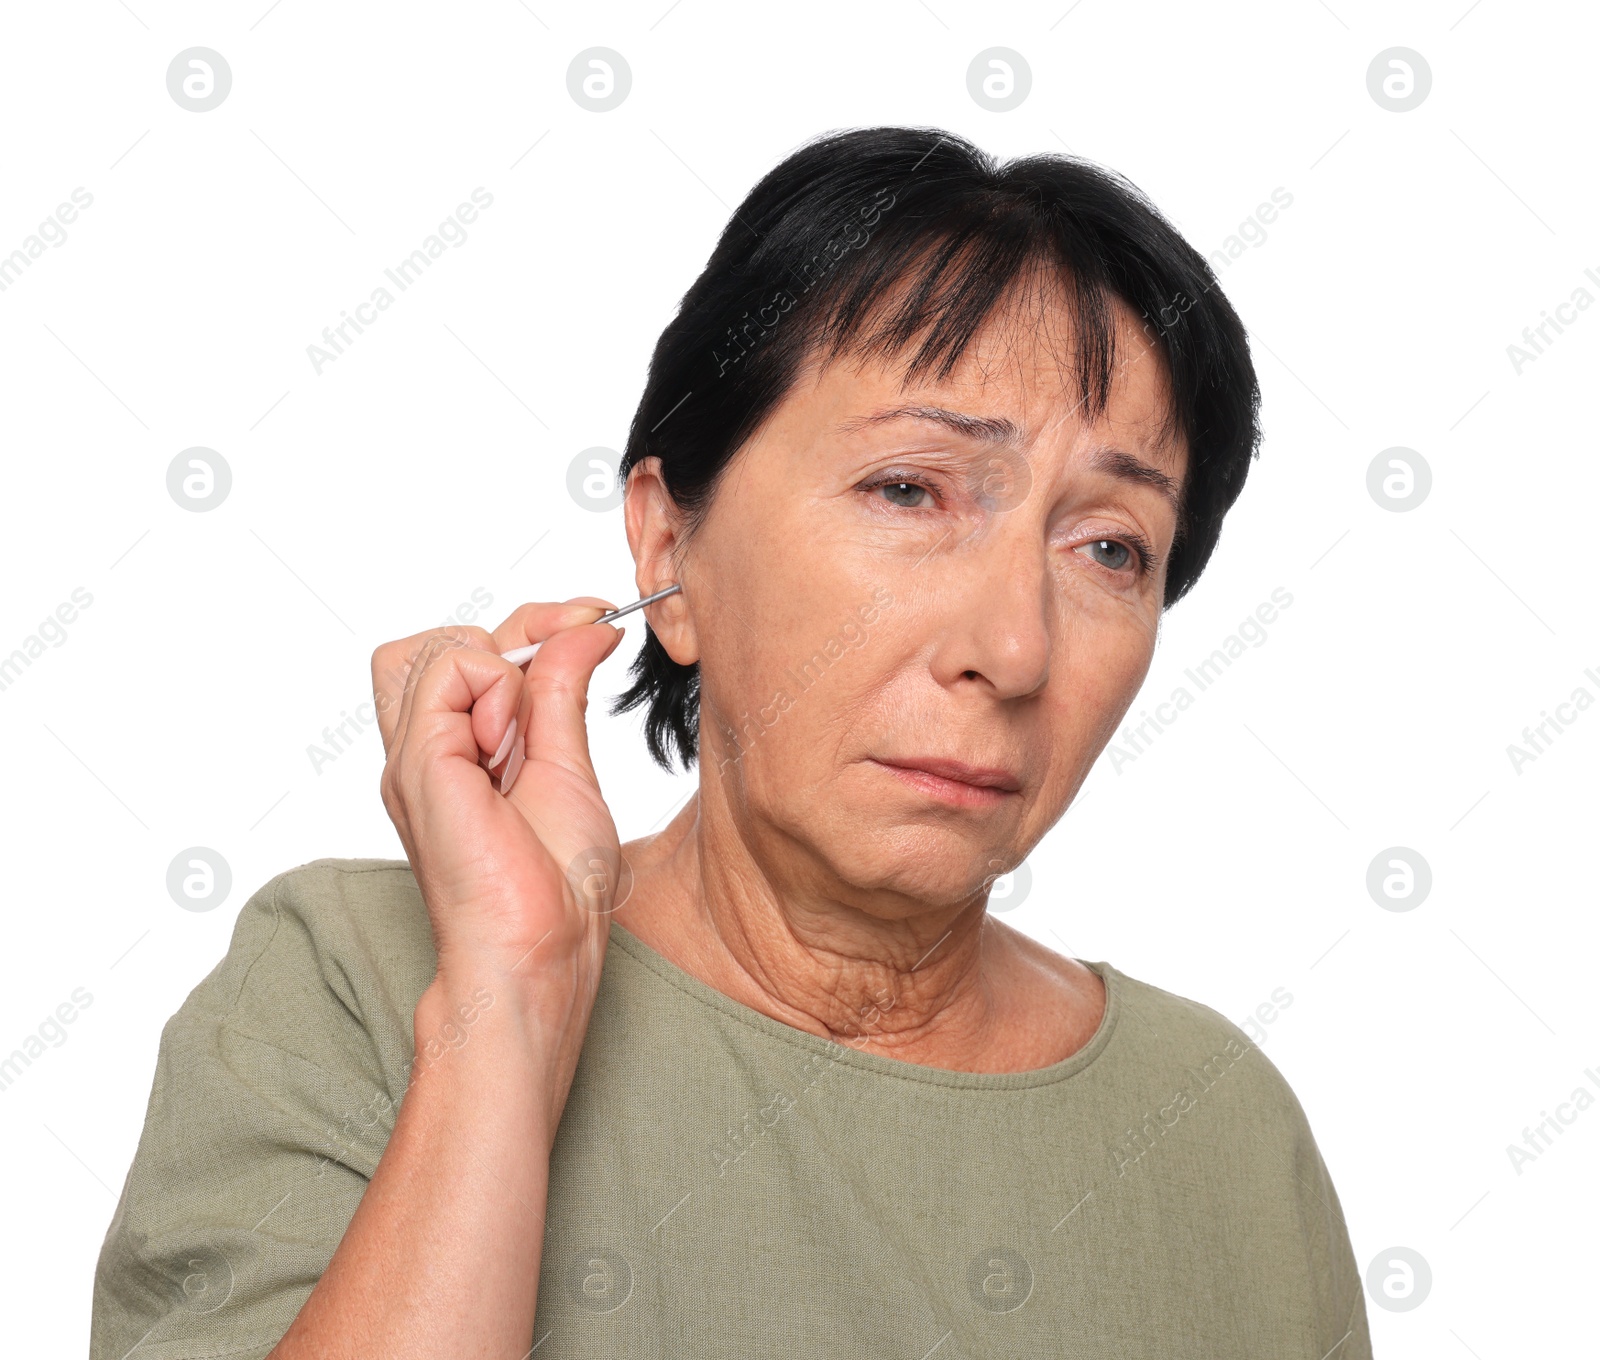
622;458;699;665
648;587;699;667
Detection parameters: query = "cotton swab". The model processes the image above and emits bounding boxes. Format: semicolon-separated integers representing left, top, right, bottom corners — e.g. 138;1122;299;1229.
499;583;682;666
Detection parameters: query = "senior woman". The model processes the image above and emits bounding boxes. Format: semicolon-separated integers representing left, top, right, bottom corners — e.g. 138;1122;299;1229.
92;126;1369;1358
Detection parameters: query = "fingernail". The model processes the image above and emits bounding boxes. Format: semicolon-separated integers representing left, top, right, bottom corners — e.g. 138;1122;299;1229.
499;737;527;796
488;717;518;769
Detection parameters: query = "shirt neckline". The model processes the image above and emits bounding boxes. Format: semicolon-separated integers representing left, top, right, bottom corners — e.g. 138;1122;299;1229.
606;918;1122;1091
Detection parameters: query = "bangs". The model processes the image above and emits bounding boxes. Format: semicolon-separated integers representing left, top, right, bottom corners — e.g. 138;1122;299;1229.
809;230;1121;430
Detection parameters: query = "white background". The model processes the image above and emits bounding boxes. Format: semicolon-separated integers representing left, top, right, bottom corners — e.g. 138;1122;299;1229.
2;1;1594;1354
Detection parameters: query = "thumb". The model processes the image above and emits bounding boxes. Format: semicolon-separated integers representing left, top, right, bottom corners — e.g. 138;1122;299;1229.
515;621;625;786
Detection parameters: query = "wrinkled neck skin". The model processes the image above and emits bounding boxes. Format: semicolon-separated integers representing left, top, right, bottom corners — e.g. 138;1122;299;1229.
615;789;1092;1074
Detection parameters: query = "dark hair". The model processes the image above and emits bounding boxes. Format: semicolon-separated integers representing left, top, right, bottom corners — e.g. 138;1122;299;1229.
610;125;1261;773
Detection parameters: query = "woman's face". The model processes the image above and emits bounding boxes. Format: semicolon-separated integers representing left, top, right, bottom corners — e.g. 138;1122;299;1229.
643;284;1188;916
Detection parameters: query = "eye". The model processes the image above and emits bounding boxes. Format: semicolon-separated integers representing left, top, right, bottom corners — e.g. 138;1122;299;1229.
878;481;929;508
861;474;938;509
1079;538;1133;571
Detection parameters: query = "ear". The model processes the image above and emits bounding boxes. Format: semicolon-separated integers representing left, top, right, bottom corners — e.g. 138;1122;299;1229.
623;457;699;666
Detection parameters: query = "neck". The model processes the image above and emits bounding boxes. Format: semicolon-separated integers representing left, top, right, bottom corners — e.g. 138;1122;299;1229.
614;791;1015;1066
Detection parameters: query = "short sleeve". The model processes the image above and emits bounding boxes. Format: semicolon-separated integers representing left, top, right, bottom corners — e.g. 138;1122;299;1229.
1284;1084;1372;1359
90;860;433;1360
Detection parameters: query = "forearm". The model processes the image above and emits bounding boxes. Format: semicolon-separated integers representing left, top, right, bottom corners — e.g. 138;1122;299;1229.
267;978;557;1359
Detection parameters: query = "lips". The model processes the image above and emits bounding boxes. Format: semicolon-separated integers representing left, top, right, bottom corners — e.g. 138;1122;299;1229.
873;756;1022;793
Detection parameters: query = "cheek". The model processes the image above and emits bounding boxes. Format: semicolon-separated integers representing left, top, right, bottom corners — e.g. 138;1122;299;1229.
703;492;889;701
699;646;786;735
697;595;895;813
695;568;876;766
1052;593;1162;750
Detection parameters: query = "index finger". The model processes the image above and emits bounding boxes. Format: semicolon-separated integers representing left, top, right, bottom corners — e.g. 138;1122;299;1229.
491;597;616;665
371;622;492;757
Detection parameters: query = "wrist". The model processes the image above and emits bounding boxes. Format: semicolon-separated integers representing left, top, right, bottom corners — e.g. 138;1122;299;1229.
409;980;564;1142
424;929;608;1032
413;976;504;1063
417;946;541;1025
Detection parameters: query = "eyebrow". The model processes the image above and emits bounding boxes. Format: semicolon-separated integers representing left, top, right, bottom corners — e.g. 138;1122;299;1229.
1087;446;1182;513
834;403;1182;512
835;403;1020;446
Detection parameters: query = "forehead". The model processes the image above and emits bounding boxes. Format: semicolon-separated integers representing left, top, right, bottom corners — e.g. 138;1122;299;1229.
801;269;1184;470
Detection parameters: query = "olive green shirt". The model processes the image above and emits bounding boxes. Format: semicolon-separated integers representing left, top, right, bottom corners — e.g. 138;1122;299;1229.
91;858;1370;1358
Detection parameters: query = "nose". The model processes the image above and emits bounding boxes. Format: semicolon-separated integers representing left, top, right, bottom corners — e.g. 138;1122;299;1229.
929;521;1052;701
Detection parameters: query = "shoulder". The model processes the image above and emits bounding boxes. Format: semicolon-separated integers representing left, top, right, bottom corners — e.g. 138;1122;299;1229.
142;857;438;1167
1103;964;1309;1117
1101;965;1365;1311
182;856;437;1071
91;860;434;1358
1107;965;1265;1054
244;854;427;924
251;853;428;932
997;925;1305;1119
217;855;431;982
230;855;431;964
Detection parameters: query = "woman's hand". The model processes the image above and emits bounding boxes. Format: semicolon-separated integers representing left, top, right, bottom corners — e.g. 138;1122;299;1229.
259;599;633;1360
371;599;628;1107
